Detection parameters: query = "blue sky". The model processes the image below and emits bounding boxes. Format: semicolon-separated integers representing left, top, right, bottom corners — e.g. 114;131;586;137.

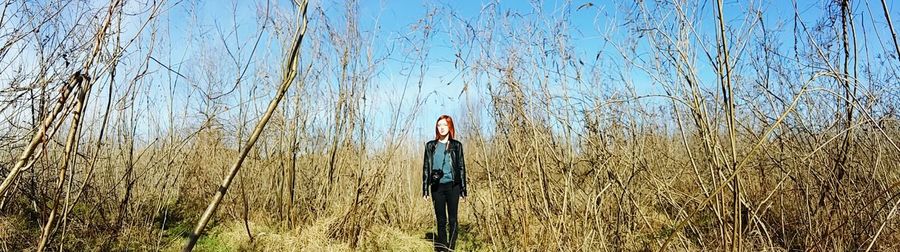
144;0;897;143
9;0;894;148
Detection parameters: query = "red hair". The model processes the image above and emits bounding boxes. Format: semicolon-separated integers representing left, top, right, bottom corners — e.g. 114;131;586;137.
434;115;455;140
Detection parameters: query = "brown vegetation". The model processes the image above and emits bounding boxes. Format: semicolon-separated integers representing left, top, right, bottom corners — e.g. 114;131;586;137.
1;0;899;251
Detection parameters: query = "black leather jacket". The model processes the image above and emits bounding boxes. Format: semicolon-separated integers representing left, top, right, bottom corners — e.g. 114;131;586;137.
422;139;467;197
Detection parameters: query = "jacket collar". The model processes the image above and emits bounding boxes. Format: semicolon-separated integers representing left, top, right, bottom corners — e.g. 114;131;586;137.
429;139;459;146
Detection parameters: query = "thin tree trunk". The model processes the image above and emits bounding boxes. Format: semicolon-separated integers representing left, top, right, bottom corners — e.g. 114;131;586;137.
34;1;121;249
713;0;741;250
880;0;900;61
35;82;88;251
182;0;309;250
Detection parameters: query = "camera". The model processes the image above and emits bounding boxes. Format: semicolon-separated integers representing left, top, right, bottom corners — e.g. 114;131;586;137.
430;169;444;184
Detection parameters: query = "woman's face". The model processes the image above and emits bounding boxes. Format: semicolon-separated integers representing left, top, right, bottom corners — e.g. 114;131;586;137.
436;119;450;138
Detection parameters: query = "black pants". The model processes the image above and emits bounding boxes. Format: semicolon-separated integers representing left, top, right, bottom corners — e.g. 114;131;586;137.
431;182;460;251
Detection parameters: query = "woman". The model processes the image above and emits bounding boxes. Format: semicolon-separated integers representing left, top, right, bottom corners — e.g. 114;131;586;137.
423;115;468;251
